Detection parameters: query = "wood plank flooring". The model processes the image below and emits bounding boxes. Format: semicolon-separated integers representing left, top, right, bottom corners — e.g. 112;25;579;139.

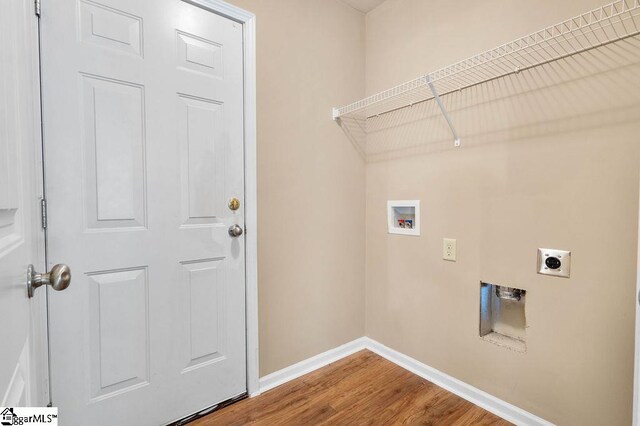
191;350;511;425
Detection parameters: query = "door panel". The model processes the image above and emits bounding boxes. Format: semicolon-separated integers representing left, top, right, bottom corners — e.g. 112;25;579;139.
81;75;147;229
78;0;143;57
178;94;225;224
87;267;149;400
40;1;246;424
180;259;225;371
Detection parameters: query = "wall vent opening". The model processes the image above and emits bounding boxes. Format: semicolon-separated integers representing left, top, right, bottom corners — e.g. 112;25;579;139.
479;281;527;352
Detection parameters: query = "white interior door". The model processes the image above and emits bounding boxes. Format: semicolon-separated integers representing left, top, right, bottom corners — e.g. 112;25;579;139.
40;0;247;424
0;0;47;409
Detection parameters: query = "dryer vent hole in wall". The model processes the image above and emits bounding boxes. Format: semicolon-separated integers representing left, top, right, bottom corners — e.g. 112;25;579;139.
479;282;527;352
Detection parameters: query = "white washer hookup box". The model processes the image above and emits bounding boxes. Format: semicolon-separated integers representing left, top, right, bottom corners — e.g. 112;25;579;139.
387;200;420;236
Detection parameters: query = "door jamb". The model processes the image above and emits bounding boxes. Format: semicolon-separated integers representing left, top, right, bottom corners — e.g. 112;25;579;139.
633;177;640;425
182;0;259;397
31;2;50;406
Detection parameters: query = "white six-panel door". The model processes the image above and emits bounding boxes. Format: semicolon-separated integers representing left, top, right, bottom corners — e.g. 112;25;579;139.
40;0;246;424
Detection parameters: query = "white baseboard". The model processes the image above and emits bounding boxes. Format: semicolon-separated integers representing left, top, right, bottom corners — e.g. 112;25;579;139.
258;336;552;426
363;338;553;426
257;337;368;394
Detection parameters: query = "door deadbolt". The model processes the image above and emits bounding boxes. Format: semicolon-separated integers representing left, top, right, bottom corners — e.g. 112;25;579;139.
228;198;240;211
27;264;71;298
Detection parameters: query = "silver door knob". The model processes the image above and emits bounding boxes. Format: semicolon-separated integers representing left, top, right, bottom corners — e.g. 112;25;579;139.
228;224;243;237
27;264;71;298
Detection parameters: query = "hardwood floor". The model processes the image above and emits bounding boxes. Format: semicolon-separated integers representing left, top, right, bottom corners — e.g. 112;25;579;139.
191;350;511;425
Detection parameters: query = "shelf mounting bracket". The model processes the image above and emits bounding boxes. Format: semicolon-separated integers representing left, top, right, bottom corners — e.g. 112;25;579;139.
426;75;460;147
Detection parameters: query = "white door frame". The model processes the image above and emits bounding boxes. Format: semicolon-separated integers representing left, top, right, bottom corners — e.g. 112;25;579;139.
34;0;259;404
634;175;640;425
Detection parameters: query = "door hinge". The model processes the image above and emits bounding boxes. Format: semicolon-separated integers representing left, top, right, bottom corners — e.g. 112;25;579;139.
40;198;47;229
35;0;41;17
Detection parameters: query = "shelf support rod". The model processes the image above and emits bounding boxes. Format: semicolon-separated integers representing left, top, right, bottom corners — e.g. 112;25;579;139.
426;75;460;147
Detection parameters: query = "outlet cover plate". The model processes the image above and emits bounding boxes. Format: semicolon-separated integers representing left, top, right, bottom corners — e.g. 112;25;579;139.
537;248;571;278
443;238;457;261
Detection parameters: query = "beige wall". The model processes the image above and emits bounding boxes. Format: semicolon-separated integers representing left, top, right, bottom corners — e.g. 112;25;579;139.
365;1;640;425
227;0;367;376
224;0;640;422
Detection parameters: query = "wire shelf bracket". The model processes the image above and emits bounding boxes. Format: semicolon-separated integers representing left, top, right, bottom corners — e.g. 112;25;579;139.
426;75;461;147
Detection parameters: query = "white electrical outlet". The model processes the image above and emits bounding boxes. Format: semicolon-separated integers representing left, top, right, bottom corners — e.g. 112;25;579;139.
443;238;456;261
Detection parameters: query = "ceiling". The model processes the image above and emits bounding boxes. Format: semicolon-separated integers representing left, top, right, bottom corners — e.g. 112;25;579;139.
341;0;386;13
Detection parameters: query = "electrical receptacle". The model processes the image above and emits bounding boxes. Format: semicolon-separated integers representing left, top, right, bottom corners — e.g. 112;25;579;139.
443;238;456;261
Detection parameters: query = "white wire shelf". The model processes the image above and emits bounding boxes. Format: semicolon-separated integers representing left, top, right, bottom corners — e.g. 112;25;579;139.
333;0;640;127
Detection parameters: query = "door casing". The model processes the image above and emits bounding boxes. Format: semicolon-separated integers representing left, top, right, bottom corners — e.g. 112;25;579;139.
633;175;640;426
32;0;259;405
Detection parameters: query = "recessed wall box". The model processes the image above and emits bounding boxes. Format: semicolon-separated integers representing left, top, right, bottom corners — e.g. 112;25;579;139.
479;282;527;352
387;200;420;236
537;248;571;278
